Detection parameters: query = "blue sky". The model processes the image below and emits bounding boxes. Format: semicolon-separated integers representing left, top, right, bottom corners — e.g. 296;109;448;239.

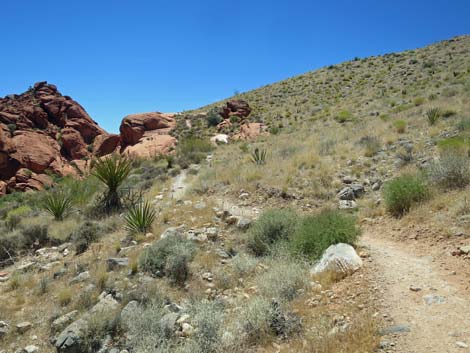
1;0;469;132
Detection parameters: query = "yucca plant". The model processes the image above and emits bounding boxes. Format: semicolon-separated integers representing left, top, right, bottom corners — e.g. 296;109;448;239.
250;147;267;165
91;154;132;212
42;191;74;221
425;107;441;126
125;201;157;234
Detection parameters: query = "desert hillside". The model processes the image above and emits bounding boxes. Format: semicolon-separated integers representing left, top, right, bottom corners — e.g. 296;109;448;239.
0;35;470;353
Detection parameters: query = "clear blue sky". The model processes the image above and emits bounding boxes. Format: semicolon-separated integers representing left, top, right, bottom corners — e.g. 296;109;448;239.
1;0;469;132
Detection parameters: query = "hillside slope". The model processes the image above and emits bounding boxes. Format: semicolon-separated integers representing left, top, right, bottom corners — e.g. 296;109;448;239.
182;35;469;134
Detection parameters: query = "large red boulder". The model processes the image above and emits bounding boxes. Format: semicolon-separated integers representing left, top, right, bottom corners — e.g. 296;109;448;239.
120;112;176;147
93;134;120;156
219;100;251;120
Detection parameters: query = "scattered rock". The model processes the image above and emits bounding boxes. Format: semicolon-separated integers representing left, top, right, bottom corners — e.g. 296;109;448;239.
23;346;39;353
70;271;90;284
339;200;358;210
16;321;32;334
337;187;355;200
456;341;469;348
409;285;422;292
311;243;362;280
423;294;446;305
52;311;79;331
106;258;129;272
380;324;411;336
236;217;252;230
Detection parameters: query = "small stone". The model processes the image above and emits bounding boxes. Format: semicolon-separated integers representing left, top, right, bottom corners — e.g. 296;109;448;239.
456;341;469;348
459;246;470;255
181;323;194;336
236;218;252;230
194;202;207;210
24;346;39;353
380;324;410;336
16;321;32;334
423;294;446;305
409;285;421;292
106;258;129;272
339;200;357;210
70;271;90;284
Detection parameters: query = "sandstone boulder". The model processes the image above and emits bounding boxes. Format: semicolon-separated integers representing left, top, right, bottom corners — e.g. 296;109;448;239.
119;112;176;147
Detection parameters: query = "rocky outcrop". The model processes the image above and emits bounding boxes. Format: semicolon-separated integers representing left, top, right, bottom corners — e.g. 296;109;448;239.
0;82;107;193
219;100;251;120
119;112;177;157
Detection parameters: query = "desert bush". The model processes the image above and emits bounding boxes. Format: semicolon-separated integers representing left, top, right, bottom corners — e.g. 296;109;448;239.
19;223;50;249
425;107;441;125
59;176;101;206
457;117;470;131
231;252;259;277
206;108;222;127
189;300;225;353
235;297;273;345
83;309;121;353
70;221;106;254
139;235;196;285
426;155;470;189
125;200;156;234
358;136;381;157
290;210;360;260
335;110;353;123
247;208;298;256
393;119;407;133
437;136;470;156
177;137;213;167
38;276;49;295
383;174;429;217
318;138;336;156
413;97;425;106
42;190;74;220
5;205;32;230
0;234;19;266
58;287;73;306
256;254;309;302
250;147;267;165
91;154;132;213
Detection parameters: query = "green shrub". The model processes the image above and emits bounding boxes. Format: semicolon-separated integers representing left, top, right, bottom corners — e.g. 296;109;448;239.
42;191;74;221
177;137;213;167
189;300;225;353
437;136;470;156
426;155;470;189
256;254;309;302
206;108;222;127
20;224;50;249
125;201;156;234
5;205;32;230
425;107;441;126
413;97;425;106
335;110;353;123
457;117;470;131
139;235;196;285
247;209;298;256
289;210;360;260
393;119;407;133
70;221;106;254
383;174;429;217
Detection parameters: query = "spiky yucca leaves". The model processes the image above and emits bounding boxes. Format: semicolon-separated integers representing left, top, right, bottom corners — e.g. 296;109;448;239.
250;148;267;165
42;191;74;221
91;154;132;212
425;107;441;126
125;201;157;234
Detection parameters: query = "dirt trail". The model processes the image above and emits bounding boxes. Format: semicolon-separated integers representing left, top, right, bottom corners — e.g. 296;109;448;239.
363;232;470;353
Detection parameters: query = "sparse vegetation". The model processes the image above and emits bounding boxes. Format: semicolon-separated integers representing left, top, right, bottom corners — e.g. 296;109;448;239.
139;235;196;285
425;107;441;125
124;200;157;234
91;154;132;213
42;190;74;220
